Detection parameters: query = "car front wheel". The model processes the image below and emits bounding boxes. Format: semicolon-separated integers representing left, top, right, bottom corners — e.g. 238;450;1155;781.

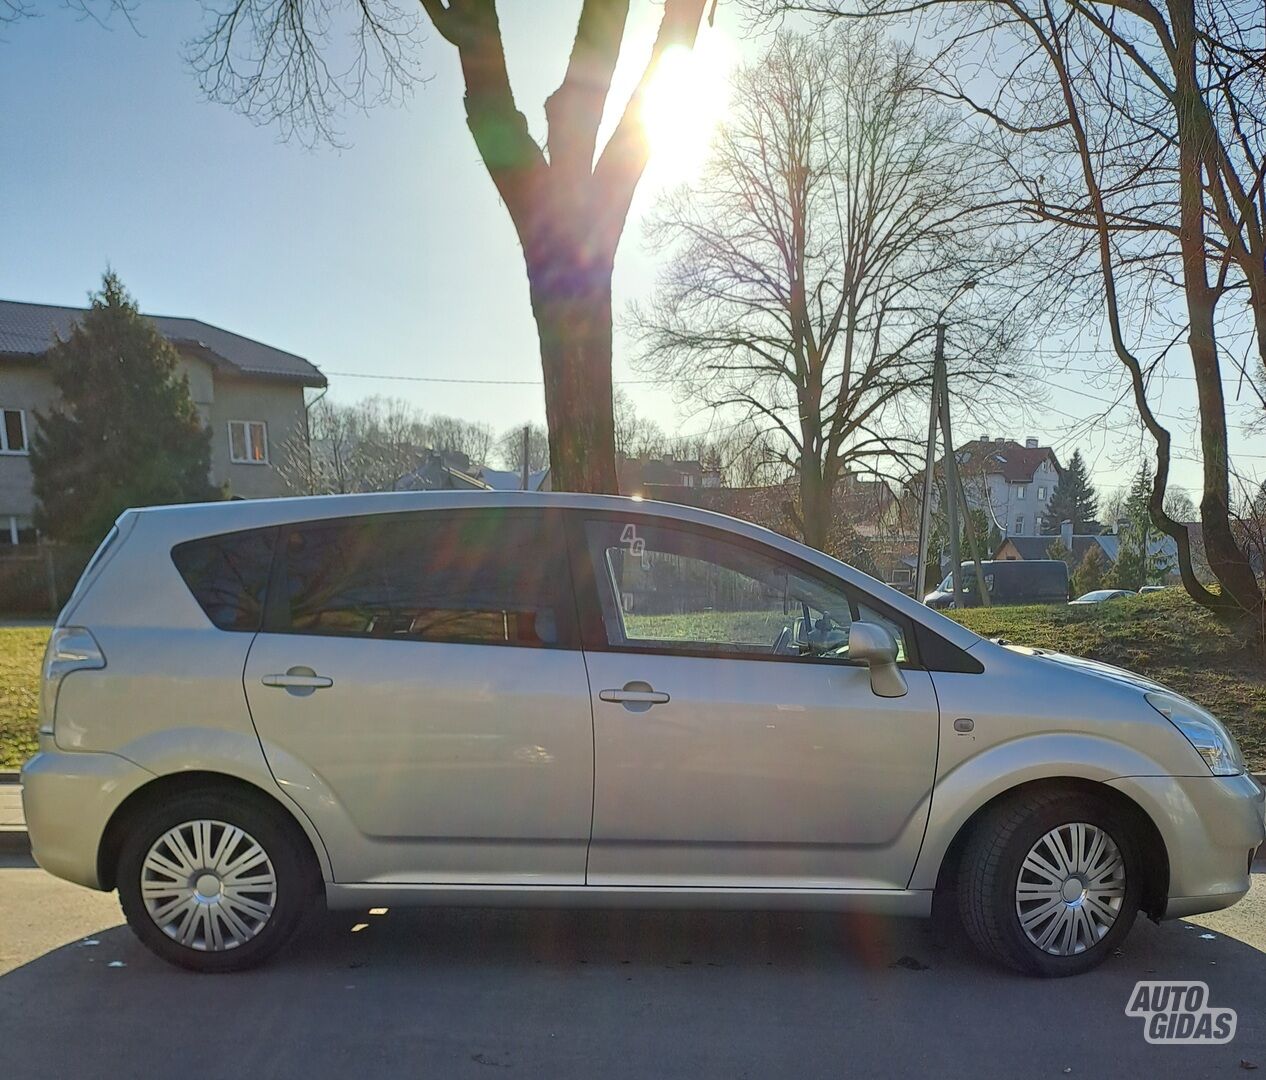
957;789;1142;976
117;787;314;972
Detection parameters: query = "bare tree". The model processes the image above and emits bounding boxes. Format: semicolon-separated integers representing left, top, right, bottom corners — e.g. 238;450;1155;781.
613;387;668;459
748;0;1266;618
666;423;788;487
8;0;717;494
422;413;494;467
631;27;1025;549
280;396;426;494
497;422;549;475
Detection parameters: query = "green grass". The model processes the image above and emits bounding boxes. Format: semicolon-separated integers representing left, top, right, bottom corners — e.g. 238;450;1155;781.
947;590;1266;770
623;610;786;645
0;626;48;769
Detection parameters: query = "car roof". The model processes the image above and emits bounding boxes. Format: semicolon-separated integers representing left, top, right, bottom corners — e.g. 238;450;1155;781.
118;491;985;653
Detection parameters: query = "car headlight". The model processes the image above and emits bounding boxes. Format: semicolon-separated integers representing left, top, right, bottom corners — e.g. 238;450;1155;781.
1145;691;1244;776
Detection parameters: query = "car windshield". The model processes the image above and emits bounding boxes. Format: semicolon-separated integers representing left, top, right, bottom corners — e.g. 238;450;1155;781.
1075;590;1119;601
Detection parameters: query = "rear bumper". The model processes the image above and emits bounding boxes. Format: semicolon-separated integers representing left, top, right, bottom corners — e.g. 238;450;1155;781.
1107;772;1265;920
20;746;154;890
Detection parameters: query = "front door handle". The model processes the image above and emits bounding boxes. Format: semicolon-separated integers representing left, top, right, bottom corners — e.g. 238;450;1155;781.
599;682;670;710
261;667;333;696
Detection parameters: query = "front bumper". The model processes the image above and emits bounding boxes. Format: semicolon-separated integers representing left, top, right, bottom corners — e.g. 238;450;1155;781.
21;745;154;890
1108;771;1265;919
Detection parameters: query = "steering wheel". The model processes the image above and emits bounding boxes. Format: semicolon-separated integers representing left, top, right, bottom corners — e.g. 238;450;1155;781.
806;606;852;657
770;600;815;655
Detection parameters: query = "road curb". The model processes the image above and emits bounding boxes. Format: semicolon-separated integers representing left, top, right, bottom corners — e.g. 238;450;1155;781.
0;827;30;856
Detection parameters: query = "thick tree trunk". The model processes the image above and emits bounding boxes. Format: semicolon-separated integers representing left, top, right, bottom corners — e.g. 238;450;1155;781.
1170;0;1264;619
799;463;831;552
527;250;619;494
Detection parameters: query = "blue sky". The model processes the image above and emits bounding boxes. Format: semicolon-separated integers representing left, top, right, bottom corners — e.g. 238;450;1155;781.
0;2;1260;496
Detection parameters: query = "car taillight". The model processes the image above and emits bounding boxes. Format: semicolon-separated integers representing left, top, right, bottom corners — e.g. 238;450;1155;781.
38;627;105;735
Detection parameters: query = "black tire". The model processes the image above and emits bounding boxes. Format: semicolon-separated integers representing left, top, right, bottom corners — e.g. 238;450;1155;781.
117;786;317;973
957;789;1142;977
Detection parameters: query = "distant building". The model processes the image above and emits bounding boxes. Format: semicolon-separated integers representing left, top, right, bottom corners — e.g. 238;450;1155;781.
995;523;1117;565
395;450;491;492
995;517;1186;583
479;465;550;492
617;454;723;496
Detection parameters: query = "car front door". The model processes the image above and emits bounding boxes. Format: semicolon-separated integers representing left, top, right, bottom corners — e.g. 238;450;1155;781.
243;507;594;886
571;512;940;891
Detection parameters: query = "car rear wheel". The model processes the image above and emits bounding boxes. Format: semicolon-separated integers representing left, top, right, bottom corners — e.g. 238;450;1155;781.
117;787;314;972
957;789;1142;976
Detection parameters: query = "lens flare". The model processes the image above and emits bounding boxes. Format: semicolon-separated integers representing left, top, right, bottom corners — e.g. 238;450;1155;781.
639;39;735;184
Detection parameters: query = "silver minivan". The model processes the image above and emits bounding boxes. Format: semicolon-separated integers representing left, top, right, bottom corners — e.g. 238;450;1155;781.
21;493;1264;976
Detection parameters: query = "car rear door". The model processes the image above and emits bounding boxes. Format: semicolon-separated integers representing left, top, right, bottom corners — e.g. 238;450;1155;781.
243;506;595;886
569;511;940;892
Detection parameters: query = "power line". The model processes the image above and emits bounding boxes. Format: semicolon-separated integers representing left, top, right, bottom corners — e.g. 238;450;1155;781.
325;370;663;387
321;368;1266;462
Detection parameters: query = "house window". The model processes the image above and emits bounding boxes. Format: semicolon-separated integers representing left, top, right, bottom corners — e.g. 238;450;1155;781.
0;409;28;455
1037;486;1047;501
1015;484;1027;499
228;421;268;465
1015;514;1025;535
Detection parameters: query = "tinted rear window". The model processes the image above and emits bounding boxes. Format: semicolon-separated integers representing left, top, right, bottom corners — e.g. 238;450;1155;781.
277;510;569;648
172;527;278;631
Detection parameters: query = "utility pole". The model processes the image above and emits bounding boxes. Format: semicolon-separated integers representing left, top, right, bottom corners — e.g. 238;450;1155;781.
521;425;530;491
915;324;991;608
914;340;941;600
936;327;963;604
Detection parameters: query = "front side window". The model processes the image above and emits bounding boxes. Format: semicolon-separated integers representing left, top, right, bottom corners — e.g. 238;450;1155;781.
228;420;268;464
280;510;568;648
172;526;278;631
0;408;28;454
583;518;907;662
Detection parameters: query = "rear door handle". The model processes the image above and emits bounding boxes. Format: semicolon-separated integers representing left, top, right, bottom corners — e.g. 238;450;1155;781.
599;686;670;706
261;667;333;695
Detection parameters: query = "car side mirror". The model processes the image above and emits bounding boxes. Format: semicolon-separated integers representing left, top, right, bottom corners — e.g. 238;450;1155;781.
849;621;907;698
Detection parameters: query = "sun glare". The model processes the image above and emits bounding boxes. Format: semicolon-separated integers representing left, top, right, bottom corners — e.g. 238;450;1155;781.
639;37;735;185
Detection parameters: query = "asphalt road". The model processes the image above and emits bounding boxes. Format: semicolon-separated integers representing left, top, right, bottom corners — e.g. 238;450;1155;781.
2;853;1264;1080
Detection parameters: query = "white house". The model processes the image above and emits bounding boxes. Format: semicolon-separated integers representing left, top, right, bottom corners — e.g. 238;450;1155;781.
938;436;1063;538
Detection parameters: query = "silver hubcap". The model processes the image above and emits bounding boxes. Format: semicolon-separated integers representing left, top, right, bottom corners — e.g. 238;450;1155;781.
141;820;277;951
1015;822;1126;956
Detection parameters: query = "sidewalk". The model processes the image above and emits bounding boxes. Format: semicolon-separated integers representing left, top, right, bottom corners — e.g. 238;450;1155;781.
0;781;28;855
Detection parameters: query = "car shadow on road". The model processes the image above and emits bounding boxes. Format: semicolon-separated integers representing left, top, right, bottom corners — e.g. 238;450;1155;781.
2;902;1264;1079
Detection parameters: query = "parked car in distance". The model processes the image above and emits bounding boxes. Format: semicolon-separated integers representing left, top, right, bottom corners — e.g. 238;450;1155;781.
923;559;1069;609
1138;585;1168;595
1070;589;1134;605
22;493;1264;977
